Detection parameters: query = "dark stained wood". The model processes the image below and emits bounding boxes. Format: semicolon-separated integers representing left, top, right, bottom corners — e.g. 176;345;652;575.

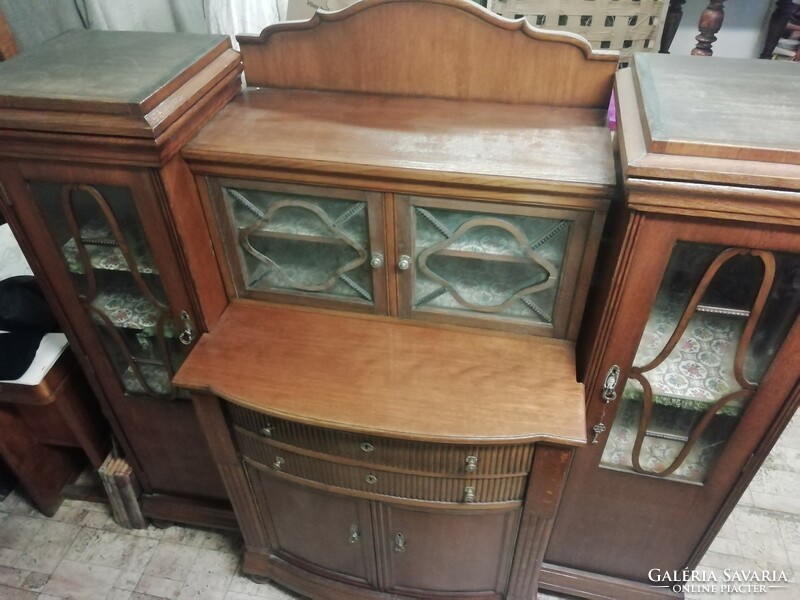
238;0;617;108
192;394;270;550
692;0;727;56
184;89;617;199
506;445;573;600
0;32;243;529
377;502;518;597
659;0;686;54
174;301;586;446
539;563;682;600
547;218;800;582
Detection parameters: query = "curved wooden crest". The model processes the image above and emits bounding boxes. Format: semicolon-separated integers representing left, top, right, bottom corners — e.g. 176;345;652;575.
238;0;618;108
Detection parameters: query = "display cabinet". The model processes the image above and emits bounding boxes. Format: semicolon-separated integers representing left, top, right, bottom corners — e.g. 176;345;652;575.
0;31;243;528
544;54;800;599
178;0;619;597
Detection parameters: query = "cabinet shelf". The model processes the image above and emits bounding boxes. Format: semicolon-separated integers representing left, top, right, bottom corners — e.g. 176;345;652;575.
63;222;158;275
238;227;349;246
89;282;169;334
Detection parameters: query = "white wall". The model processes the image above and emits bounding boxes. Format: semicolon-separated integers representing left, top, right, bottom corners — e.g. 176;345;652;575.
669;0;775;58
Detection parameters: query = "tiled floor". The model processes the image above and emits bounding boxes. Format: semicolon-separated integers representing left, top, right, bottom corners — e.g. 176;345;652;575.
0;414;797;600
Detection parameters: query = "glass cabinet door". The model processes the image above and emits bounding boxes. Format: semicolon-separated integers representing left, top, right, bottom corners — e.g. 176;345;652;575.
27;181;192;399
397;195;592;337
210;179;387;314
601;242;800;483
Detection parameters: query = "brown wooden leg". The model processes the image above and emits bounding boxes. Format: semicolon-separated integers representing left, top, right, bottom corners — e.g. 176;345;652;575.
692;0;726;56
760;0;795;58
660;0;686;54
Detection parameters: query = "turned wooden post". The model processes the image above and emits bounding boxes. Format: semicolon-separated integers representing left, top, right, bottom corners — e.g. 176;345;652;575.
760;0;795;58
692;0;726;56
660;0;686;53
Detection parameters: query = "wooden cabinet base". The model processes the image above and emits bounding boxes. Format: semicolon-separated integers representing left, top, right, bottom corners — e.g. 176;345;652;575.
140;493;238;531
539;564;682;600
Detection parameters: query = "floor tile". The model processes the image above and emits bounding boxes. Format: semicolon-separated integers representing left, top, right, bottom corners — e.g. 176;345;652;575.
113;571;142;592
143;542;199;582
0;515;44;551
22;571;49;592
0;548;23;568
106;590;133;600
135;574;182;599
0;584;37;599
42;559;121;600
228;571;301;599
14;521;81;575
732;507;791;564
0;564;31;587
175;548;238;600
65;528;159;574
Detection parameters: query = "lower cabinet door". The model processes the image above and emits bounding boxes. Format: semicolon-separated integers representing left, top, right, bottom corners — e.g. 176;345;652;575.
249;471;378;588
377;503;520;598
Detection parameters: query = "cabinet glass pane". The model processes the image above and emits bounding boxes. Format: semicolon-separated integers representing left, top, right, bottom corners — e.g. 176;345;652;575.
412;206;570;325
221;187;375;304
601;242;799;483
28;181;187;398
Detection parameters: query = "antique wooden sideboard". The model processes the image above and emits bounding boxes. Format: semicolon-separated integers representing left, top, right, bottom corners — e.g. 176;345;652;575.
544;54;800;599
0;30;243;528
174;0;618;597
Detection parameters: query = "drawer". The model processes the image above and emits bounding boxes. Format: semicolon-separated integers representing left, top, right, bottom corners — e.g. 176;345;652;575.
228;404;533;477
237;433;527;504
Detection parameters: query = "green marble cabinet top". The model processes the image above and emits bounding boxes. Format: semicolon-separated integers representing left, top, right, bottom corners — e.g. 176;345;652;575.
0;30;227;115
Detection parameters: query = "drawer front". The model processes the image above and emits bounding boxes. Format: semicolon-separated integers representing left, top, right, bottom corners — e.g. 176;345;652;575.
238;435;527;504
228;404;533;477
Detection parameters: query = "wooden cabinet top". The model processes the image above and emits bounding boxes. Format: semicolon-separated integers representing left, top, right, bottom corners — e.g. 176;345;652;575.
0;30;242;153
184;88;616;198
0;31;226;116
617;53;800;218
173;301;586;446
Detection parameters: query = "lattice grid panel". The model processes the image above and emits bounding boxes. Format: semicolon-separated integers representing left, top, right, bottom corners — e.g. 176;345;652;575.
490;0;667;63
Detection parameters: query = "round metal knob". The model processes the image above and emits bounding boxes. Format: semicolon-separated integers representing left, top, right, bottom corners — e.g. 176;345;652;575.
272;457;285;471
360;442;375;453
260;426;273;438
397;255;412;271
365;474;378;485
370;253;384;269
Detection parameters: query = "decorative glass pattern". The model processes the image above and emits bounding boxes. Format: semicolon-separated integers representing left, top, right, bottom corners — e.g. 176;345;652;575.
601;243;800;483
412;206;570;325
29;182;186;398
223;187;374;304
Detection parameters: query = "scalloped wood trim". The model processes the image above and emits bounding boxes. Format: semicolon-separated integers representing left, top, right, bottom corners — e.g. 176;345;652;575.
238;0;618;108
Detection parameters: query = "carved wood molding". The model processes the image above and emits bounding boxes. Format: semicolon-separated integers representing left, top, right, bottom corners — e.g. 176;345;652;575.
238;0;618;108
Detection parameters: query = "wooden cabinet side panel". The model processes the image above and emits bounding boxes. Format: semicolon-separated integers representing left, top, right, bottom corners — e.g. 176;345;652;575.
191;393;270;552
507;445;574;600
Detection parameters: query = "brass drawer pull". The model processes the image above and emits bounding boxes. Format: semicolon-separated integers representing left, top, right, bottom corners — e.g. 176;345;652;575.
463;486;476;503
348;524;360;544
465;455;478;473
360;441;375;453
272;456;285;471
365;474;378;485
394;533;406;552
260;425;273;438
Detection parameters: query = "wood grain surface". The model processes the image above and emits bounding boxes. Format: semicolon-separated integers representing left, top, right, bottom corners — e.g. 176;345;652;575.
173;301;586;446
238;0;617;108
184;88;616;197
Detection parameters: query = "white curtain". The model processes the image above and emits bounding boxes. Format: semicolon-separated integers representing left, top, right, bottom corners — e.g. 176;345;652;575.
206;0;288;47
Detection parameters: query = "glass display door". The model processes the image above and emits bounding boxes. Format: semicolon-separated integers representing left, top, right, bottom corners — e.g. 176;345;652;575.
210;179;388;314
546;218;800;581
7;163;197;400
396;195;593;337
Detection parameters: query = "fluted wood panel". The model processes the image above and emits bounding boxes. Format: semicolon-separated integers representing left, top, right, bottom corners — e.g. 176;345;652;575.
240;439;527;504
229;404;534;476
